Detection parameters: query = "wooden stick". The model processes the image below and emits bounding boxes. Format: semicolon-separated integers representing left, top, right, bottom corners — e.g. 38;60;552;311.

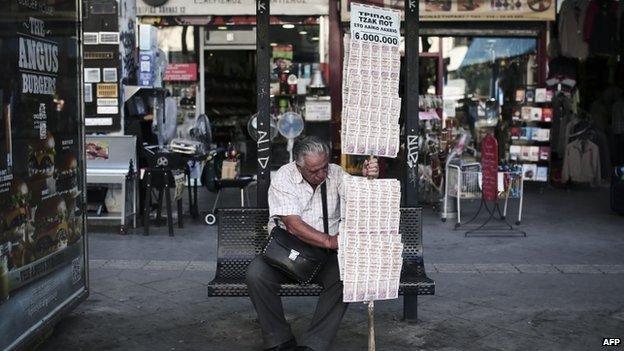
366;155;376;350
368;300;375;351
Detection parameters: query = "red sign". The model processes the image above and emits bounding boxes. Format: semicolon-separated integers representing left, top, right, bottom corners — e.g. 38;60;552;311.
164;63;197;82
480;134;499;202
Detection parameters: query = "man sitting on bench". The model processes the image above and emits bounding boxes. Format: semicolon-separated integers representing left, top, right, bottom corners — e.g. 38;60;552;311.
246;136;379;351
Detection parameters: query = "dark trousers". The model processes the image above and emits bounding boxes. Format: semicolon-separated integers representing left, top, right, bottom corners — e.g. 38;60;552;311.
245;252;348;351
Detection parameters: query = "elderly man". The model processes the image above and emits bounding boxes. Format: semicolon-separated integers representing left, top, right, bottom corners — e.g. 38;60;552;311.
246;136;379;351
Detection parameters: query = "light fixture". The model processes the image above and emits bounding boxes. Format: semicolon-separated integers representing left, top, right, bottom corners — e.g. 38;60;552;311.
217;26;227;30
311;36;319;41
299;30;308;35
282;24;295;29
270;43;278;47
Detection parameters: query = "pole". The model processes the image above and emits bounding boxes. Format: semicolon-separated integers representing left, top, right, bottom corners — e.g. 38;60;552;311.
366;155;375;350
256;0;270;208
404;0;420;207
199;27;206;115
368;301;375;351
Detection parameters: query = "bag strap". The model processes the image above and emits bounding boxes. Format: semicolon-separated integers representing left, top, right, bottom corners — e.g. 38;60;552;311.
321;182;329;234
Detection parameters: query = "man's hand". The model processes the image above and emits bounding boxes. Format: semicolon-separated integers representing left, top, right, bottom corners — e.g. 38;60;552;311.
362;157;379;179
327;235;339;250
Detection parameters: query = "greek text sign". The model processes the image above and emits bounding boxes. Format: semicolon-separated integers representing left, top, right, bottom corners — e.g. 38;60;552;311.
350;3;400;46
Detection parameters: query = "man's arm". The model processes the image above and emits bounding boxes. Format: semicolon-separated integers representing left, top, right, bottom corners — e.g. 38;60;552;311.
281;215;338;250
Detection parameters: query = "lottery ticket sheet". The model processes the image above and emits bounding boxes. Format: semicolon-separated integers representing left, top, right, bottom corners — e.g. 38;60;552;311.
342;39;402;158
339;176;403;302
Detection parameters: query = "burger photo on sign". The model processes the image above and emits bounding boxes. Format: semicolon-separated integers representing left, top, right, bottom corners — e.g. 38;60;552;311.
32;196;69;259
56;152;82;245
27;131;56;180
0;179;35;270
56;153;79;198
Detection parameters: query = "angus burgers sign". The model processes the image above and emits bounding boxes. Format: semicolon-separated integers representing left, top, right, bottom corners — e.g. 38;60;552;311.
0;0;87;348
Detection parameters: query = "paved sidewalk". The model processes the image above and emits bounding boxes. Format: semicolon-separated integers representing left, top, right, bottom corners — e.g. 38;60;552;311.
40;186;624;351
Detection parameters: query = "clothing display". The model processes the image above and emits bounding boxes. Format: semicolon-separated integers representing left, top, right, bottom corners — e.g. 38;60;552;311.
612;99;624;135
589;99;609;133
551;93;576;155
559;0;590;59
565;115;611;179
562;138;601;185
583;0;619;56
548;56;579;82
612;100;624;164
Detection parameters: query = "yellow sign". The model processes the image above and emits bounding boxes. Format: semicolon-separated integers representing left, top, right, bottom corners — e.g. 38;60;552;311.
341;0;555;22
96;83;118;98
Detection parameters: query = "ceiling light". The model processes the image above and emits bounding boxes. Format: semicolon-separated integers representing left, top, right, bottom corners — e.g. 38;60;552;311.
270;43;278;47
217;26;227;30
282;24;295;29
299;31;308;35
311;36;319;41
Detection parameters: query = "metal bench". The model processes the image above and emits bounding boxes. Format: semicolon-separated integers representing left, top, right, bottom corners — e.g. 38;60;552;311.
207;207;435;320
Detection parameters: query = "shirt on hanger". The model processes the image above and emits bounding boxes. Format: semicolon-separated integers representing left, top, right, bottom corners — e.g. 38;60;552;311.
559;0;590;59
562;138;601;185
613;99;624;134
583;0;619;55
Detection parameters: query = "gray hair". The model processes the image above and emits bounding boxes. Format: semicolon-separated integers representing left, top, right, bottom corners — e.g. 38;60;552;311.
293;136;330;166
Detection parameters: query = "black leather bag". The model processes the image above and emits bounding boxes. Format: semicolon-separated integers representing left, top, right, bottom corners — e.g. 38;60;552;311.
262;183;330;284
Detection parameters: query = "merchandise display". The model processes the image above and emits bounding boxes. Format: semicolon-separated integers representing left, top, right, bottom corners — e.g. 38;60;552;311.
341;40;402;157
339;177;403;302
508;86;552;182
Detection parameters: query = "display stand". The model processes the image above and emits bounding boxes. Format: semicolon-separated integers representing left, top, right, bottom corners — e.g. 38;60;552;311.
509;85;552;184
464;134;526;237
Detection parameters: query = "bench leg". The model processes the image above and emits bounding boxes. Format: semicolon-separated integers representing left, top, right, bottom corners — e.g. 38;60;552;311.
165;181;174;237
403;294;418;322
177;198;183;228
143;173;151;236
156;189;164;223
193;179;198;217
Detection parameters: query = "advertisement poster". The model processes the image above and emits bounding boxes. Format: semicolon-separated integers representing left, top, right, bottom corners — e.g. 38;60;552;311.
341;0;556;21
137;0;329;16
0;0;87;349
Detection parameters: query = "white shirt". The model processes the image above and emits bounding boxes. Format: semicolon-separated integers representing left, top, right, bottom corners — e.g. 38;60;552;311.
268;162;345;236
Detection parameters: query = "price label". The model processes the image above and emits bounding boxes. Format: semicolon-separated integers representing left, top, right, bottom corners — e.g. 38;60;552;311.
350;3;400;47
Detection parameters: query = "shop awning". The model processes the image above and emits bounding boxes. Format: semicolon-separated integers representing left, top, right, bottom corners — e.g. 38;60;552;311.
459;38;536;68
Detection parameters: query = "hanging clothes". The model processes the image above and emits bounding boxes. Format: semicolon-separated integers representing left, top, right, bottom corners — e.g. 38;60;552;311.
583;0;619;56
551;93;576;156
559;0;590;59
612;99;624;164
568;118;612;179
589;99;610;133
562;138;601;185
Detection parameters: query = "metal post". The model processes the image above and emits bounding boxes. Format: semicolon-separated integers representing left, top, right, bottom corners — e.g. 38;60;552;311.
404;0;420;207
328;0;343;163
199;27;206;115
256;0;271;208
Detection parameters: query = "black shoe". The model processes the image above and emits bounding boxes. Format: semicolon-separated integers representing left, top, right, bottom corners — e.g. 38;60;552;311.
264;338;297;351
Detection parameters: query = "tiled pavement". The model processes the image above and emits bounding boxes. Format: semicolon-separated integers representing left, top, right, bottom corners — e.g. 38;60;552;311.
39;185;624;351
